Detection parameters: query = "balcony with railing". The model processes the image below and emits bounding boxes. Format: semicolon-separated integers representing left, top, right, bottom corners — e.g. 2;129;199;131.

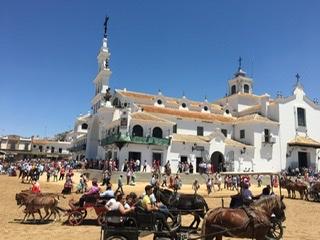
101;133;170;146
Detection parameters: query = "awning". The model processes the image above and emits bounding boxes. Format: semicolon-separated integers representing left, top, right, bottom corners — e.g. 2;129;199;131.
288;136;320;148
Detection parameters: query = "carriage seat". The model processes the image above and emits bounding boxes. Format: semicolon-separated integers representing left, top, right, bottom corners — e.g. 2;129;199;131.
105;210;125;225
134;200;156;229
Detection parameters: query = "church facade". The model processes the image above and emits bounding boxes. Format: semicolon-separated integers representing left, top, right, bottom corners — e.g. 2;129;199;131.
70;22;320;173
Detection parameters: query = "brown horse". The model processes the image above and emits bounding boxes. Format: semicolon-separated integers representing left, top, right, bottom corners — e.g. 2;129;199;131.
16;191;64;222
280;177;307;199
201;195;286;240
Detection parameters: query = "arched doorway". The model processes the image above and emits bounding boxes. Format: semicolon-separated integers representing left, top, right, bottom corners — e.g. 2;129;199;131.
210;151;225;173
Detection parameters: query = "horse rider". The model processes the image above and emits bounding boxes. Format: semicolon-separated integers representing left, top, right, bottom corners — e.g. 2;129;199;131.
31;179;41;193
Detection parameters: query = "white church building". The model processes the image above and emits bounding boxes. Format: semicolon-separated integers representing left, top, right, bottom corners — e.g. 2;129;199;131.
70;19;320;173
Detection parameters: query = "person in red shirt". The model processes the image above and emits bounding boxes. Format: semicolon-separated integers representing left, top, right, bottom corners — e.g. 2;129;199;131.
31;179;41;193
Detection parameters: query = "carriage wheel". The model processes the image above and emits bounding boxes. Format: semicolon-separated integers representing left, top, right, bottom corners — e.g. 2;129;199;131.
97;213;106;226
266;221;283;240
68;211;84;226
105;236;127;240
307;191;315;202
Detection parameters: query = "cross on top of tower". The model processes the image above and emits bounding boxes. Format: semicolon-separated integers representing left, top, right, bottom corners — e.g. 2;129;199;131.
238;56;242;71
295;73;301;83
234;56;246;77
104;15;109;38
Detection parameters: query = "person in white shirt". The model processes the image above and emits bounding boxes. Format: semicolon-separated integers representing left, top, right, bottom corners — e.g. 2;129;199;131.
105;193;134;214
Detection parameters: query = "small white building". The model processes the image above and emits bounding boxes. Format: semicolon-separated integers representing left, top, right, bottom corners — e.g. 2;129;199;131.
31;138;71;159
74;20;320;173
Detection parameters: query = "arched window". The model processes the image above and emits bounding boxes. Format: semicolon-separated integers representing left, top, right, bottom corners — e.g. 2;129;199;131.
231;85;236;94
244;84;250;93
152;127;163;138
81;123;88;130
132;125;143;137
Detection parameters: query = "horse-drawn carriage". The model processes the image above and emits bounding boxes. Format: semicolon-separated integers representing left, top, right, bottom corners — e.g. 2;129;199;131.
101;204;181;240
306;181;320;202
218;171;285;240
66;198;108;226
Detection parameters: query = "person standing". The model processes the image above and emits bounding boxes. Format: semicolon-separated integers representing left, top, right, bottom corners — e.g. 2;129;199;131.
59;167;65;181
53;168;58;182
115;175;124;195
135;159;140;172
142;160;147;172
192;179;200;194
126;169;132;185
206;177;212;195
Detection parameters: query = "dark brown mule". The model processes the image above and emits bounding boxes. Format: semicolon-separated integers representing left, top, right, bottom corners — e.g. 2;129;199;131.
201;195;286;240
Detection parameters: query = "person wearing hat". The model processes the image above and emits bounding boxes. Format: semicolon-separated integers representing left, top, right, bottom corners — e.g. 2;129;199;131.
79;178;100;207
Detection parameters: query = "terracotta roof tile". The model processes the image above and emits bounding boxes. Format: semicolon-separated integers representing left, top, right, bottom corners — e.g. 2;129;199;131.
171;134;253;148
171;134;210;144
118;91;155;100
131;112;174;124
236;114;277;124
118;90;222;112
225;138;253;148
238;105;261;116
32;139;49;145
288;136;320;148
140;105;235;123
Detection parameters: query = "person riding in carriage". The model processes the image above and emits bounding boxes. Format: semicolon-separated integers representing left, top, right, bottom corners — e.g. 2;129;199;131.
78;178;100;207
142;185;172;232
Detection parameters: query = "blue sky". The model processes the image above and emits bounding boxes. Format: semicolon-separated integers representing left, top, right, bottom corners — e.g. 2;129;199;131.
1;1;320;137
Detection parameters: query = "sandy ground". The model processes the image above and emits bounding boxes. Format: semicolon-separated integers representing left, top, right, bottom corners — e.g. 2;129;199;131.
1;172;320;240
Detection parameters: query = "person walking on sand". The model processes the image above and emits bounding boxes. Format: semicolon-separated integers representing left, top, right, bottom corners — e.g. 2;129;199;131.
115;175;124;195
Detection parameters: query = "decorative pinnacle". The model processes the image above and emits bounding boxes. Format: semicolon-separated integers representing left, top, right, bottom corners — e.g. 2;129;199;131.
104;15;109;38
295;73;300;83
238;56;242;71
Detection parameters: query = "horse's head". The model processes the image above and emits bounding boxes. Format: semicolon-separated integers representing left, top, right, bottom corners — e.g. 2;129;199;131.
254;195;286;222
153;187;170;205
269;195;286;222
15;192;27;206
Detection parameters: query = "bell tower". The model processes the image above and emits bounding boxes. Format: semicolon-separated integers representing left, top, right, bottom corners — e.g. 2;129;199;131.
228;57;253;96
91;16;112;114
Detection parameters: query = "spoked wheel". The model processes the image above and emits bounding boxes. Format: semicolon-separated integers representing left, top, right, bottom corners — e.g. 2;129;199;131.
266;221;283;240
307;191;316;202
97;213;106;226
105;236;127;240
68;211;84;226
169;213;181;231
